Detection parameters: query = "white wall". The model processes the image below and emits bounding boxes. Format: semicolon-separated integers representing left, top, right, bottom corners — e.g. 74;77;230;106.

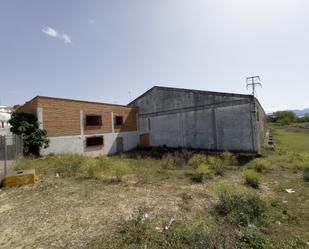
41;131;139;156
0;128;12;136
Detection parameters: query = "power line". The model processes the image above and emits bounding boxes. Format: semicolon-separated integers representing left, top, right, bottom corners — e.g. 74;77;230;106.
246;76;262;97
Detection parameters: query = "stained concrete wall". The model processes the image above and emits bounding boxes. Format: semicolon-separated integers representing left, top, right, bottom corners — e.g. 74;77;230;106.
134;87;245;115
37;106;139;156
131;87;266;154
41;131;139;156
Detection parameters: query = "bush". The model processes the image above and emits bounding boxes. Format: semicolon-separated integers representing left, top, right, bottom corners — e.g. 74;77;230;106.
244;169;261;189
162;153;186;169
303;167;309;182
254;158;271;173
273;111;297;125
214;184;267;226
188;154;207;168
208;156;226;176
9;111;49;156
238;227;266;249
221;151;238;166
161;220;210;249
190;164;212;183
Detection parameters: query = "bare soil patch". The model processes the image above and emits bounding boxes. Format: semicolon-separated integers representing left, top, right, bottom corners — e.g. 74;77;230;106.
0;176;212;249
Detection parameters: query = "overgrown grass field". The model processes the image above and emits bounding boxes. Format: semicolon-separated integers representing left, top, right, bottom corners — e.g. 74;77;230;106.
3;124;309;249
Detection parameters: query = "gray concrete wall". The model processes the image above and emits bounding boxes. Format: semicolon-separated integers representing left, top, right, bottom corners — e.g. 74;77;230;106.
132;87;265;153
134;87;247;115
215;103;256;152
255;99;268;153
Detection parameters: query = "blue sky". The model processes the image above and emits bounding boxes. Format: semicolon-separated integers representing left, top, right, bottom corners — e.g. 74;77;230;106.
1;0;308;112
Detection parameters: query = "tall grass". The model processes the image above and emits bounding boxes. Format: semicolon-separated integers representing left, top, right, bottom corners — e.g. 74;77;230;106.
14;152;237;184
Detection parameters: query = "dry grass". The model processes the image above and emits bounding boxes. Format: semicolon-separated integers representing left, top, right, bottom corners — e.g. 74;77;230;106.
0;125;309;248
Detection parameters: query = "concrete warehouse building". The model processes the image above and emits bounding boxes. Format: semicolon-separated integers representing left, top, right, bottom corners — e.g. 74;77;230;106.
129;86;267;154
18;86;267;155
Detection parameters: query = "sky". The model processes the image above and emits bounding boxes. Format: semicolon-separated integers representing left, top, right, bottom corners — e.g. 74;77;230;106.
0;0;308;112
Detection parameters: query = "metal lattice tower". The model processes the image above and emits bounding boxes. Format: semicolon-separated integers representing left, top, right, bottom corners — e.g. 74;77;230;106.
246;76;262;97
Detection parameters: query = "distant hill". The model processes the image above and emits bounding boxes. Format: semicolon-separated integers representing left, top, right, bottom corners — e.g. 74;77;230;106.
292;108;309;117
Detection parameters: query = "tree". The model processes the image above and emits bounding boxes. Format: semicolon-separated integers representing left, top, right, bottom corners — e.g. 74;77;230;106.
274;111;297;125
9;112;49;156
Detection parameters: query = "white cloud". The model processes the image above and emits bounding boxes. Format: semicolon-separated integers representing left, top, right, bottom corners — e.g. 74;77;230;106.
41;26;72;44
62;33;72;44
42;26;58;37
88;18;95;25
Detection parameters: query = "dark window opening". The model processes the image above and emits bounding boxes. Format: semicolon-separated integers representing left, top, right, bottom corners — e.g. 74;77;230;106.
115;116;123;126
148;118;151;131
86;136;104;147
86;115;102;126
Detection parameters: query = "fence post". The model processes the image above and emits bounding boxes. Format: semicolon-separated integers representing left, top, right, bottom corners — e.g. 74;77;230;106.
15;135;17;160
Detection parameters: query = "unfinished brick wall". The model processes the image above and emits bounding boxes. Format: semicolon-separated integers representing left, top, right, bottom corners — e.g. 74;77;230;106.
18;96;138;137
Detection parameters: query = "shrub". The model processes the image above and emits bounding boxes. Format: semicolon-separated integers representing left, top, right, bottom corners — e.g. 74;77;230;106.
280;152;307;172
190;164;212;183
208;156;226;176
188;154;207;168
221;151;238;166
161;220;210;249
303;167;309;182
9;111;49;156
244;169;261;189
254;158;271;173
162;153;186;169
238;227;266;249
214;184;267;226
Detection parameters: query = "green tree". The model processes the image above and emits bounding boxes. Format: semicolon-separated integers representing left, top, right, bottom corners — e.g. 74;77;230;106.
274;111;297;125
9;112;49;156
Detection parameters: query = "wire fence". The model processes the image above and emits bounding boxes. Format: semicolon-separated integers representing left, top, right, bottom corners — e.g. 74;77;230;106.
0;134;23;176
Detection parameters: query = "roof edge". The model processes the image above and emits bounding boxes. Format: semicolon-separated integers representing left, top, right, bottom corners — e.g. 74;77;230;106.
18;95;137;111
128;85;253;105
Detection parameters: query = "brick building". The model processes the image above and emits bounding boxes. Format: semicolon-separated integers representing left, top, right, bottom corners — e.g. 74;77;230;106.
18;96;139;156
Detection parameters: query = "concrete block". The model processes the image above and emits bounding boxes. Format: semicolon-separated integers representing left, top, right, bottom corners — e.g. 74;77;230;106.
3;169;35;188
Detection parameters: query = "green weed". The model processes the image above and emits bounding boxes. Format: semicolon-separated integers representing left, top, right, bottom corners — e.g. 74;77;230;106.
188;154;207;168
214;184;267;226
244;169;261;189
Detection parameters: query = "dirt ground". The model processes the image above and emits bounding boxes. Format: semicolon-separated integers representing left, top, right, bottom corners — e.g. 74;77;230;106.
0;176;212;249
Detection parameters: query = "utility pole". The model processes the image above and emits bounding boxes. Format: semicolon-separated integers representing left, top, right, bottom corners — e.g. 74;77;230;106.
246;76;262;97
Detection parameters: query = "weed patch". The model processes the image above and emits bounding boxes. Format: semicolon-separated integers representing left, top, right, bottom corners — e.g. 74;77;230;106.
208;156;226;176
244;169;261;189
189;164;212;183
214;184;267;226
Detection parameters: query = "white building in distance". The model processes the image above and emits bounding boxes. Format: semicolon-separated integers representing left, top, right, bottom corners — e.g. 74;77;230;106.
0;105;11;129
